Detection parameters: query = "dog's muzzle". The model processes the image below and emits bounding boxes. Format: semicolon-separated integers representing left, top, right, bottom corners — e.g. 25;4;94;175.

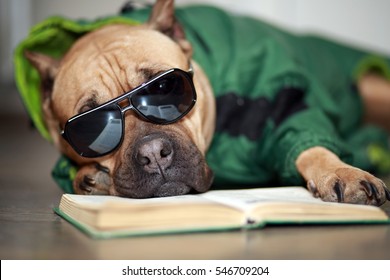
113;132;213;198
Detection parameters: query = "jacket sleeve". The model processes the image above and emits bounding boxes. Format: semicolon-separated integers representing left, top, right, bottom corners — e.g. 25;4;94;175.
265;106;353;185
254;40;355;185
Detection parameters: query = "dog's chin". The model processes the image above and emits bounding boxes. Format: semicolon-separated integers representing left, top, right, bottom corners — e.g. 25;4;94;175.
116;182;192;198
153;182;192;197
114;180;211;198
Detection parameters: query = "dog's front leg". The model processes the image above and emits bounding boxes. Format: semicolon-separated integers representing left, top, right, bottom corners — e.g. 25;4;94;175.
73;163;115;195
296;146;390;205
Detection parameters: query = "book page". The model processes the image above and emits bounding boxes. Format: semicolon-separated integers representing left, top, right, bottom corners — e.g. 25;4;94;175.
64;187;320;210
63;193;216;210
200;186;325;212
200;186;388;221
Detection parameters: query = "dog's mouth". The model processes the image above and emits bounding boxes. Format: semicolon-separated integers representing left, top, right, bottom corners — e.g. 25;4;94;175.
113;132;213;198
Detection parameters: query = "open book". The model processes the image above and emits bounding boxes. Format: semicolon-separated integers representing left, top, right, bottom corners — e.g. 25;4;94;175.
55;186;389;238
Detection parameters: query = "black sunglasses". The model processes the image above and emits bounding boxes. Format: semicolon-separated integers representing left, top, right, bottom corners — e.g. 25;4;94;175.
61;68;196;158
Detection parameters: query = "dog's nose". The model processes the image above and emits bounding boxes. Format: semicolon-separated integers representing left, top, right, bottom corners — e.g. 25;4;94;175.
135;135;173;173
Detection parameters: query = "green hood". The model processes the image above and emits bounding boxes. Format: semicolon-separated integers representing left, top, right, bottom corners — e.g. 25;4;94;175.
14;15;140;141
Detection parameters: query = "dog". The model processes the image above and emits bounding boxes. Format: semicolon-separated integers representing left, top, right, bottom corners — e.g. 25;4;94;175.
22;0;390;205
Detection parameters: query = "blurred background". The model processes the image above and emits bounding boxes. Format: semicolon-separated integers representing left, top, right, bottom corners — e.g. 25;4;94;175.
1;0;390;105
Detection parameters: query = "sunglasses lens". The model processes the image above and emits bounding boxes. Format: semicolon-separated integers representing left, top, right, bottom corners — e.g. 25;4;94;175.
64;104;123;157
132;70;195;123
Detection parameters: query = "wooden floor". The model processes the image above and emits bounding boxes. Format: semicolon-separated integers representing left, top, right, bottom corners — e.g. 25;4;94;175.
1;86;390;260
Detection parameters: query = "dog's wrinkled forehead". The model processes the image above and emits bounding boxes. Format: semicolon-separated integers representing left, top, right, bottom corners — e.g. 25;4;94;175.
53;25;189;118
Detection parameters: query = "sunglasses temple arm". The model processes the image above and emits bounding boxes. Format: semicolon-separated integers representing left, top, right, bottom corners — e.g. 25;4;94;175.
188;63;194;78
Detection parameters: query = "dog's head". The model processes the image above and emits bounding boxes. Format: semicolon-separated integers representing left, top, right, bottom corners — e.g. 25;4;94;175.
25;0;216;198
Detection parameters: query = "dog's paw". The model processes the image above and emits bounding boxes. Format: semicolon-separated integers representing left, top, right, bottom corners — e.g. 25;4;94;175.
307;167;390;206
74;164;113;195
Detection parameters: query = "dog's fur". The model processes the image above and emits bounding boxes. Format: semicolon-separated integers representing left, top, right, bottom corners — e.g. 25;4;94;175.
25;0;390;205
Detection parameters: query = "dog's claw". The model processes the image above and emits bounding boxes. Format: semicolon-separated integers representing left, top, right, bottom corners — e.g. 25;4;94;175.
84;175;96;185
333;181;344;203
360;181;373;197
79;185;92;193
360;180;383;203
79;175;95;193
371;183;380;202
307;180;320;197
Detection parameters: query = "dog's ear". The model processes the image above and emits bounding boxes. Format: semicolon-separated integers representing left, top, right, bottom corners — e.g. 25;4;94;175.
148;0;192;58
24;51;60;100
25;51;63;146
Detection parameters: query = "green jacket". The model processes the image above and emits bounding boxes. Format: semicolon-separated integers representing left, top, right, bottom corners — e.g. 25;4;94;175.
15;5;390;193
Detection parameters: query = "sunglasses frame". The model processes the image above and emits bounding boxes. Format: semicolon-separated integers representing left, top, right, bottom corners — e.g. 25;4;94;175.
61;67;196;158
